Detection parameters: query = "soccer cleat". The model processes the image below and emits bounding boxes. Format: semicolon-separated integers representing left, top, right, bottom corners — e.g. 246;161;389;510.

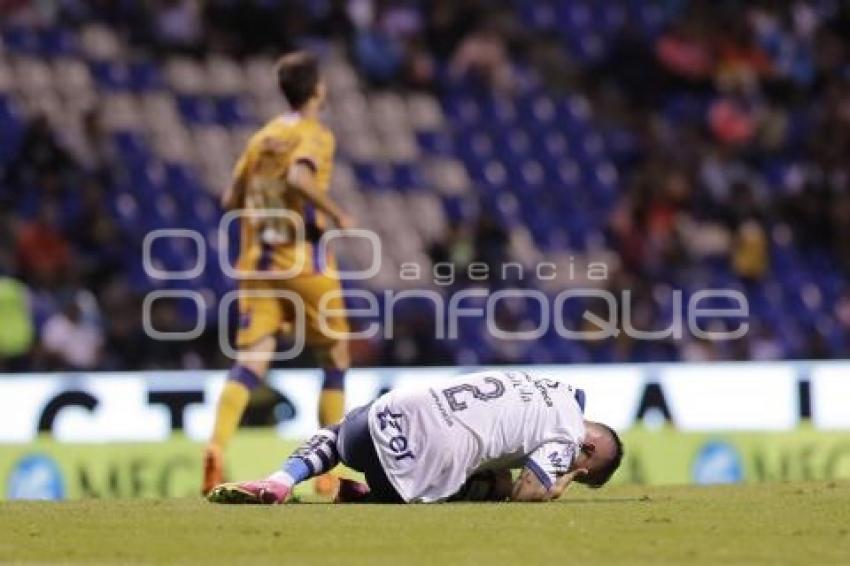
207;480;290;505
314;473;340;498
201;445;224;496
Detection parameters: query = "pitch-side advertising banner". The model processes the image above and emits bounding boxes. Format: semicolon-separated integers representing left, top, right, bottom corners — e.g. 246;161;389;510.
2;429;849;500
0;361;846;444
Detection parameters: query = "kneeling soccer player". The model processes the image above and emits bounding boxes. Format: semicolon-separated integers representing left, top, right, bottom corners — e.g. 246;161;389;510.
208;369;623;504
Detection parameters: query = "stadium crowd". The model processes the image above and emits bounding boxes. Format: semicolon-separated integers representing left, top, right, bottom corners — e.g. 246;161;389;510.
1;0;849;372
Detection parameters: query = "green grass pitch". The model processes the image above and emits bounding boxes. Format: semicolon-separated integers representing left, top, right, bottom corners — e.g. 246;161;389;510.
1;482;848;565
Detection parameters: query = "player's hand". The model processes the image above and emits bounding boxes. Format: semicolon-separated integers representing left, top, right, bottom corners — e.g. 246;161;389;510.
549;468;588;499
334;213;355;230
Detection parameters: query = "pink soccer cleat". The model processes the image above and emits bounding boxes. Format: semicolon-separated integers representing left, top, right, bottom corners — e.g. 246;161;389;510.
206;480;290;505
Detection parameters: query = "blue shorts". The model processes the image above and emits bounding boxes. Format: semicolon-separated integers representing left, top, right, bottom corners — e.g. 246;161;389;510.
337;403;404;504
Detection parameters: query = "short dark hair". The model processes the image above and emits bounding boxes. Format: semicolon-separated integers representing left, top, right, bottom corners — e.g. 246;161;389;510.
587;424;624;488
276;51;320;110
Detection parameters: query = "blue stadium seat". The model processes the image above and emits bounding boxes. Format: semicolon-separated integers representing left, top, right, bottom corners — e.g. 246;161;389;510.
392;163;425;191
177;95;218;124
415;131;455;156
129;61;164;91
216;96;253;125
2;26;40;54
90;61;133;90
40;27;78;57
352;162;394;188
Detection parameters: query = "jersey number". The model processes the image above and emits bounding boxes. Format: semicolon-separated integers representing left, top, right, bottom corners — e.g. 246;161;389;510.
442;377;505;412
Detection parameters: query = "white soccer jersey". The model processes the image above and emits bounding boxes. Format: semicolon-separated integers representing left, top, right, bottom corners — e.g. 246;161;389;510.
367;370;587;503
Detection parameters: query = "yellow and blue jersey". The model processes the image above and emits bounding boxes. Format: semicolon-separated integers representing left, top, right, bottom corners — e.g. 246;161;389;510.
231;114;347;348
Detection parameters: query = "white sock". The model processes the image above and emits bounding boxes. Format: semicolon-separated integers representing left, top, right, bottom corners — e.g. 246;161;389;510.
266;471;295;487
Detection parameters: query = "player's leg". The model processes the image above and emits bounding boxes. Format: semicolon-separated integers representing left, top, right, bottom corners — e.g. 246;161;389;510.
293;273;350;427
202;289;282;495
207;403;404;504
316;340;348;428
203;336;275;493
295;273;351;495
207;424;342;504
311;339;349;495
334;403;403;503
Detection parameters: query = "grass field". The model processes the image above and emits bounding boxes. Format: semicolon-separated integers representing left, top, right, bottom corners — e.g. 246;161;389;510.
1;481;848;565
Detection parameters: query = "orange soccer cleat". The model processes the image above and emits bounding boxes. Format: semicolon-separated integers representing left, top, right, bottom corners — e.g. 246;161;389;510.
313;473;340;498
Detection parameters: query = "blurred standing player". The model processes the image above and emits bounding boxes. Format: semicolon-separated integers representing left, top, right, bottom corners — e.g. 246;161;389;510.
203;52;353;495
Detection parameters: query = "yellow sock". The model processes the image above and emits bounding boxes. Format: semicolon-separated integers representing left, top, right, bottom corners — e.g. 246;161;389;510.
318;389;345;427
211;380;251;448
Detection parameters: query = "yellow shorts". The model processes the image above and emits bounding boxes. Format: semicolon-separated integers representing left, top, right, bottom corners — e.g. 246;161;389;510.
234;275;349;349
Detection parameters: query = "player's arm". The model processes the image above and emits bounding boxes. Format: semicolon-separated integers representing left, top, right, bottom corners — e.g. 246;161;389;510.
220;175;247;211
286;161;352;229
221;149;251;210
511;468;586;502
511;468;551;502
511;442;585;503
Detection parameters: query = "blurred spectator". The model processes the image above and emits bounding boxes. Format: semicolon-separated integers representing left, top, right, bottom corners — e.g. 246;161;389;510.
484;303;532;365
349;0;430;85
428;221;475;285
0;277;34;369
655;20;714;82
15;200;71;289
41;290;104;370
353;24;405;84
98;279;148;370
731;219;769;282
714;16;772;91
749;325;784;361
450;21;515;93
348;320;383;367
682;336;720;362
383;310;453;366
0;212;15;275
425;0;482;60
5;116;74;189
835;288;850;331
69;181;124;290
708;95;760;146
473;213;510;285
152;0;203;53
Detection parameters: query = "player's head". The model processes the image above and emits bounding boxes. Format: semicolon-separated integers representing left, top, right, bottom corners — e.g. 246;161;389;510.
276;51;325;111
574;421;623;488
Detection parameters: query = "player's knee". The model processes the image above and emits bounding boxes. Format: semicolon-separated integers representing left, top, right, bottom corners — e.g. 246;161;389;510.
227;364;264;390
315;340;350;372
321;368;345;390
335;406;371;471
235;336;276;377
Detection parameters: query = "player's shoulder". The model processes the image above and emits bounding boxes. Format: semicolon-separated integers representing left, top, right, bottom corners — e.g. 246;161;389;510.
249;115;324;149
297;121;335;161
252;115;334;159
255;115;295;138
303;118;335;146
242;117;284;149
